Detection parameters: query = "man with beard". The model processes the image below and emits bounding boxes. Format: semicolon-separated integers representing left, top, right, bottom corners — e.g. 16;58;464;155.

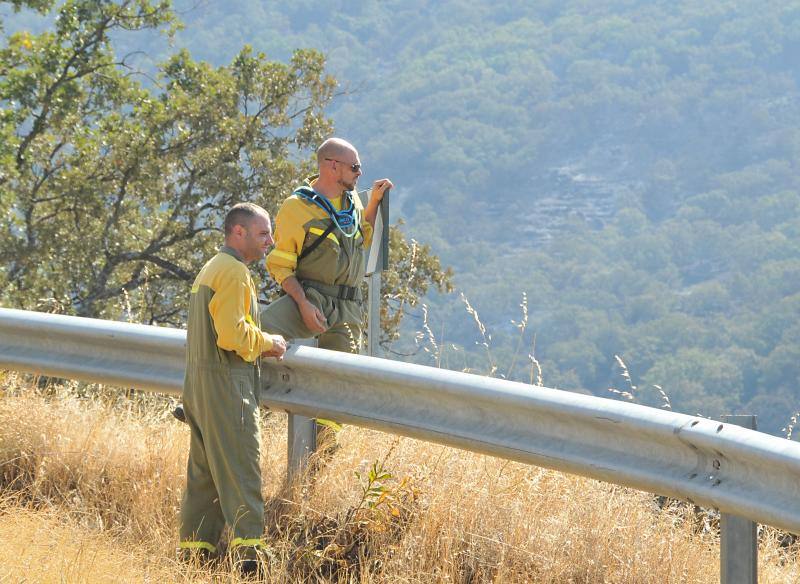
260;137;392;354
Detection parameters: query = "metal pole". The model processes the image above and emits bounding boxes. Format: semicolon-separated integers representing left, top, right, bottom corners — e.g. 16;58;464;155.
367;188;389;357
286;338;318;482
380;190;390;271
720;414;758;584
367;271;380;357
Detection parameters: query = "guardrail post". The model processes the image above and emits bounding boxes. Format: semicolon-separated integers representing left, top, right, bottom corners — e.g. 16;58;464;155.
286;338;317;482
720;414;758;584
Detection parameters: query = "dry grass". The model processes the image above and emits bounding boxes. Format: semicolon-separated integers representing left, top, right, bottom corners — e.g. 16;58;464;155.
1;372;798;583
0;504;181;583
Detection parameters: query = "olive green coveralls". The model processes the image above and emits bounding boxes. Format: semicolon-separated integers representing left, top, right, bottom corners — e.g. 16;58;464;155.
261;178;372;353
179;247;272;560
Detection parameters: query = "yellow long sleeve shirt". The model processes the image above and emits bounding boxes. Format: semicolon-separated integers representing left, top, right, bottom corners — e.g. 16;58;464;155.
266;185;373;286
189;248;272;363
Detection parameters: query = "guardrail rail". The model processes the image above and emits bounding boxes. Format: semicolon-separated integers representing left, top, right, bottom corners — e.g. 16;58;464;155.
1;307;798;583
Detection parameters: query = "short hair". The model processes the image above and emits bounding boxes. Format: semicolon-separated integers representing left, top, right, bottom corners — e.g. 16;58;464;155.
224;202;268;235
316;137;356;166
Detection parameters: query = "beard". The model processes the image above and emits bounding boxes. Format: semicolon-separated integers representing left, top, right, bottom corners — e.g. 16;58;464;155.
340;176;357;191
242;236;268;263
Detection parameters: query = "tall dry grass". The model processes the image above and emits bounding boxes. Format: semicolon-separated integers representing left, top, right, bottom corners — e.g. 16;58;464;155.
1;372;798;583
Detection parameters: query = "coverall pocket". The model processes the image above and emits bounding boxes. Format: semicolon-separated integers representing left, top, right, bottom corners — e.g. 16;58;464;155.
230;369;256;429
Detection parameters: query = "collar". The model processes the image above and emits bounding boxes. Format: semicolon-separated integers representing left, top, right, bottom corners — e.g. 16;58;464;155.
219;245;245;263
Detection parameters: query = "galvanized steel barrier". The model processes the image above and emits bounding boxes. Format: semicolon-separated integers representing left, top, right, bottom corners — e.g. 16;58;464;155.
1;307;799;572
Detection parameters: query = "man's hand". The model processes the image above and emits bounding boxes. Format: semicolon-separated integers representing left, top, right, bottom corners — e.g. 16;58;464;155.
299;299;327;334
370;178;393;202
364;178;394;228
262;335;287;360
280;276;327;334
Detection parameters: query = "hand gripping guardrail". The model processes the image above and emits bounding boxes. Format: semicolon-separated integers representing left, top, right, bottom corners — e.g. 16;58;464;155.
1;308;799;543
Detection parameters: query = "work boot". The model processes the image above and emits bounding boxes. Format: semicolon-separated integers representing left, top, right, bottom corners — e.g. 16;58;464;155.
177;545;216;567
231;539;272;579
172;403;187;423
236;558;262;579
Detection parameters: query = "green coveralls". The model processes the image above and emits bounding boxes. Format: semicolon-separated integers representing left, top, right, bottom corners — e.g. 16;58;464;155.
179;247;268;559
260;181;369;354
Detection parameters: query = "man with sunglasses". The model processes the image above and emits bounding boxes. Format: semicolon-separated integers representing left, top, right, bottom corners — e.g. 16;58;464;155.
260;137;392;354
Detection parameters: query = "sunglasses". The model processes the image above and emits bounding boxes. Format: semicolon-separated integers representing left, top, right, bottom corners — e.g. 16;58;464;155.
325;158;361;173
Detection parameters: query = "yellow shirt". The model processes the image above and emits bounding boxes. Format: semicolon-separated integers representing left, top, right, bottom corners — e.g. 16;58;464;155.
266;187;373;285
191;250;272;362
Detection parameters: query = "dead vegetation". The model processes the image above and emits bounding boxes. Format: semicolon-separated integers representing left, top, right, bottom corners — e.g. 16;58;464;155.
0;373;798;582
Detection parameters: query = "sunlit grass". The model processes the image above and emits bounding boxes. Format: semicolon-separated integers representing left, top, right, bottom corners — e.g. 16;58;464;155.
1;373;798;583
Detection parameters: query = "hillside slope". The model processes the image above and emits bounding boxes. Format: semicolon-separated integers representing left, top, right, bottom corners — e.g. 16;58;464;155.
2;0;799;431
6;379;797;582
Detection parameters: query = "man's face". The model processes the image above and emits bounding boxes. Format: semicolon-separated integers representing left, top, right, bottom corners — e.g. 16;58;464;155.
333;150;362;191
241;213;274;263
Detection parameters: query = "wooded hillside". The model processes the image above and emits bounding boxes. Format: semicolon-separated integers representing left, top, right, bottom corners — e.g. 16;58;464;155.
3;0;799;434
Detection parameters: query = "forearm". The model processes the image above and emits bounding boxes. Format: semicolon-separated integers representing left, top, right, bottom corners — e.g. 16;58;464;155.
282;275;312;309
363;179;392;228
364;198;380;228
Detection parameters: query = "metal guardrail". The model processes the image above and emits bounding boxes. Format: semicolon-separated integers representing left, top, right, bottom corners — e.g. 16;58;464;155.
2;307;800;540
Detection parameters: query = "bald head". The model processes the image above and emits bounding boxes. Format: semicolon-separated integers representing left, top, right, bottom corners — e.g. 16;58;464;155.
316;138;357;167
315;137;363;193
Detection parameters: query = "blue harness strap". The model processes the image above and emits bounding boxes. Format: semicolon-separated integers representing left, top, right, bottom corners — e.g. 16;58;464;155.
294;186;361;238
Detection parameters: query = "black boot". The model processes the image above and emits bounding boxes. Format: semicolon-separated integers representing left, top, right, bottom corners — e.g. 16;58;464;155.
172;403;187;423
177;545;216;567
237;558;261;578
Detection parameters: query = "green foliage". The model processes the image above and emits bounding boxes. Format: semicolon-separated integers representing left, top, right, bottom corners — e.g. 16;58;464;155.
353;459;393;511
0;1;332;323
0;0;453;343
190;0;800;434
4;0;800;434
